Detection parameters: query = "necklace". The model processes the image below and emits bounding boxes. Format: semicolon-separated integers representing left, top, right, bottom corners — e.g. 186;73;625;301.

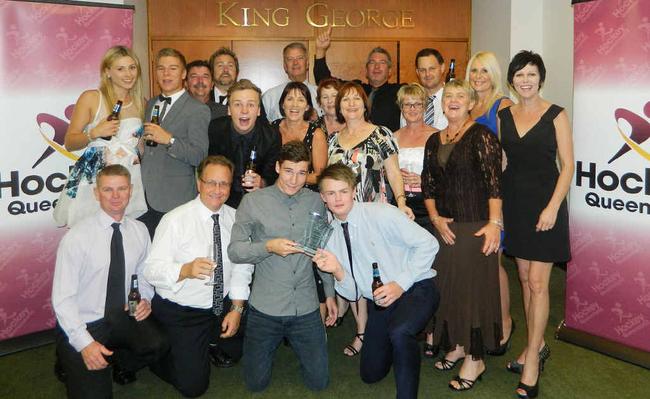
444;119;471;144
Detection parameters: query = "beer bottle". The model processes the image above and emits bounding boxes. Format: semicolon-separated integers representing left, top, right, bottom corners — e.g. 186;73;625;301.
371;262;385;310
107;100;123;121
242;147;257;188
445;59;456;82
101;100;123;140
146;105;160;147
127;274;141;317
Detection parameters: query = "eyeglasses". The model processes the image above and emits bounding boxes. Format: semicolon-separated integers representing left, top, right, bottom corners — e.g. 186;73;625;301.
402;102;424;110
199;178;231;189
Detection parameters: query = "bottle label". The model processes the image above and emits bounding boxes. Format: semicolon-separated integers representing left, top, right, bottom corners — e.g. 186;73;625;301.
128;300;138;316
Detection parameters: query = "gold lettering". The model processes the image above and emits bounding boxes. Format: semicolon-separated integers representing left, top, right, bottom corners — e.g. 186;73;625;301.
345;9;364;28
366;9;381;27
272;8;289;27
306;3;328;28
331;8;345;27
401;10;414;28
382;10;398;28
217;1;239;26
241;7;250;27
252;8;271;27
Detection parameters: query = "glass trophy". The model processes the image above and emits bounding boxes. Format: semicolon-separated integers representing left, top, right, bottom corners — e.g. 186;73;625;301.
297;211;334;257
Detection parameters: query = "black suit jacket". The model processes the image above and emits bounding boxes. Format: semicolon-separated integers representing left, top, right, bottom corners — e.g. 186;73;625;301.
314;57;403;132
207;116;281;208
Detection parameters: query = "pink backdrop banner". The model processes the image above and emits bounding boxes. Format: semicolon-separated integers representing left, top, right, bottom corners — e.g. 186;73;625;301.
0;0;133;341
568;0;650;352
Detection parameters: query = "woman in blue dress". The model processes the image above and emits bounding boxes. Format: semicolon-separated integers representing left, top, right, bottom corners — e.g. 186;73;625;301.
466;51;514;356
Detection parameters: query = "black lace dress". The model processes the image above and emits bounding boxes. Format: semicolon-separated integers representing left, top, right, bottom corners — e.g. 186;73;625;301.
422;122;503;358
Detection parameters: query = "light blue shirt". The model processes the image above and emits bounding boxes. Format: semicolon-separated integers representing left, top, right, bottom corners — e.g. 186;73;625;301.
326;202;438;301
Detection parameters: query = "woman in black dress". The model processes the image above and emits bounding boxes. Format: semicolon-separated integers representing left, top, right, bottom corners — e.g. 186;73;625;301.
499;51;574;399
422;79;503;391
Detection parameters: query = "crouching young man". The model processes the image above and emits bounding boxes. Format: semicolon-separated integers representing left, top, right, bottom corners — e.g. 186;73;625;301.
313;163;440;399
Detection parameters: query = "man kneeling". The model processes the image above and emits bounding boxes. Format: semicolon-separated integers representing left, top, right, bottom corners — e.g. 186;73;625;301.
52;165;168;399
313;163;440;399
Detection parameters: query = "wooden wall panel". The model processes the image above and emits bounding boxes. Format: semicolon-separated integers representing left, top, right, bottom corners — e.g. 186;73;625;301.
146;0;471;96
148;0;470;39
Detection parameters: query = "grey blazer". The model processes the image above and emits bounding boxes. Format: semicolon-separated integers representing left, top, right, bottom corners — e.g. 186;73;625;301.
141;91;210;212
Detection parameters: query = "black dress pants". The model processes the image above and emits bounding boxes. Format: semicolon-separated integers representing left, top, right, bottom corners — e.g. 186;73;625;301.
56;312;168;399
150;294;225;398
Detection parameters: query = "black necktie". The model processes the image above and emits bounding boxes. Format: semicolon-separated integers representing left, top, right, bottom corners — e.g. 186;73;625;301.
158;95;171;120
212;214;224;316
219;95;227;105
105;222;125;317
341;222;359;303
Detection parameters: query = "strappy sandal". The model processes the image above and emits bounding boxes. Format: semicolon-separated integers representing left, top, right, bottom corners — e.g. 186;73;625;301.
343;333;364;357
434;357;461;371
423;343;438;358
448;370;484;392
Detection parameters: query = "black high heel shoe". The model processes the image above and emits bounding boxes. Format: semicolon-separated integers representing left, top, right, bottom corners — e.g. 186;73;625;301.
487;320;515;356
506;344;551;374
516;378;539;399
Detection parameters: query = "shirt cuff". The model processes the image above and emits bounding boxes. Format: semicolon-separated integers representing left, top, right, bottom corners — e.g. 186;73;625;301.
70;328;94;353
227;286;250;301
394;271;416;294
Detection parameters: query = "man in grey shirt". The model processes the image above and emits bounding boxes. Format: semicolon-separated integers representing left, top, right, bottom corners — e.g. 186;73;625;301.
228;141;337;392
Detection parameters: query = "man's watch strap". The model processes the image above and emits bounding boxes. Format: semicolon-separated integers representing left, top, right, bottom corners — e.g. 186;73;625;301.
166;137;175;149
230;304;244;314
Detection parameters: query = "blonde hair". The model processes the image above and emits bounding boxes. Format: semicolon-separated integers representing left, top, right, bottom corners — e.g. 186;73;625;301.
396;83;427;108
465;51;505;112
442;79;478;105
99;46;144;119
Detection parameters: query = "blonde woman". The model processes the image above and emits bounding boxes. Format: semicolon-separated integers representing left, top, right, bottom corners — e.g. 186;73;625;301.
54;45;147;227
466;51;515;356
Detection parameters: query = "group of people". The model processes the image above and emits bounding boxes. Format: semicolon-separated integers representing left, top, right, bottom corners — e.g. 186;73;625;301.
51;26;573;399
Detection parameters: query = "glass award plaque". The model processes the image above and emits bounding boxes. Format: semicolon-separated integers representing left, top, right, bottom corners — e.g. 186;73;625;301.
297;211;334;257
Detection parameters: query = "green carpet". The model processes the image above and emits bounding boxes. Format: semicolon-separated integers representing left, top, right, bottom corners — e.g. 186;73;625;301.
1;259;648;398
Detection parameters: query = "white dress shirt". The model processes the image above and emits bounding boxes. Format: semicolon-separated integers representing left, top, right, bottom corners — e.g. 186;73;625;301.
262;80;322;123
326;202;438;301
52;211;153;352
400;86;448;130
213;87;228;105
143;196;253;309
157;88;186;121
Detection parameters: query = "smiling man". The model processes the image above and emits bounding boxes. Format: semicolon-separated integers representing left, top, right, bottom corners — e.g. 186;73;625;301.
140;48;210;238
144;155;253;397
313;163;439;399
262;42;322;123
228;141;337;393
208;79;281;208
185;59;226;121
314;28;403;132
400;48;448;130
52;165;168;398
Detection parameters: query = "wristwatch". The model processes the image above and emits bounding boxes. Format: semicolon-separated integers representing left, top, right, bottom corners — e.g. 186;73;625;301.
230;304;245;314
166;137;175;149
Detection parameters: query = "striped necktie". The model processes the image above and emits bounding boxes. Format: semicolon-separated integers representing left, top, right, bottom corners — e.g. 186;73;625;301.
424;95;436;127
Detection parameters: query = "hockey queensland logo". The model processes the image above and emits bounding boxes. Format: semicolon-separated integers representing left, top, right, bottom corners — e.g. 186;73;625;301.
574;101;650;216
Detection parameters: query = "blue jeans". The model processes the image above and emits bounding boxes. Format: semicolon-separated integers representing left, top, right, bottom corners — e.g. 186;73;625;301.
243;307;328;392
360;279;439;399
